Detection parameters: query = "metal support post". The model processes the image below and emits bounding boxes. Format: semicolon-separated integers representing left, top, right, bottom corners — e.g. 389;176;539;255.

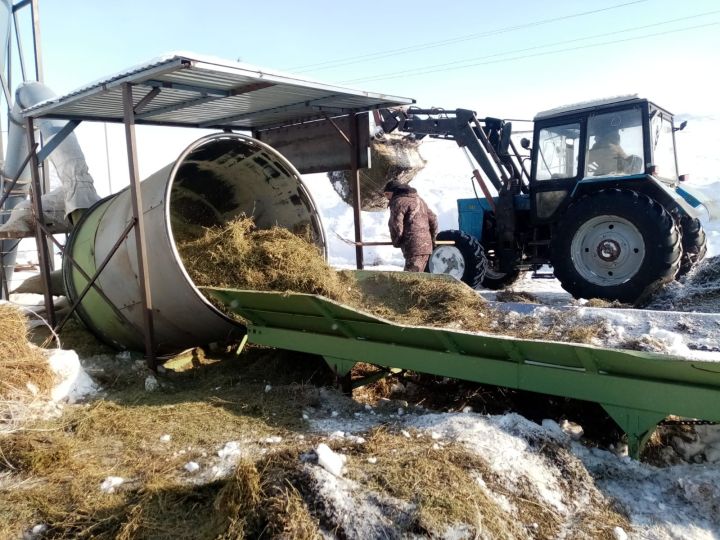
25;117;55;327
30;0;52;269
122;83;156;368
349;113;364;269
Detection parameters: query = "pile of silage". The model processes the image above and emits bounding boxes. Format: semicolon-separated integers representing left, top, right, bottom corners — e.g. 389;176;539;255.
647;256;720;312
328;135;425;211
176;218;605;345
347;271;495;334
177;217;347;300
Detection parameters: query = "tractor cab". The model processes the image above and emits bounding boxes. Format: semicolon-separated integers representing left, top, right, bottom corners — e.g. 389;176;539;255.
529;95;680;224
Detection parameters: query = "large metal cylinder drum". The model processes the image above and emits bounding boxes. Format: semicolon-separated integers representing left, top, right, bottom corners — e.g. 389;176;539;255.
63;133;326;353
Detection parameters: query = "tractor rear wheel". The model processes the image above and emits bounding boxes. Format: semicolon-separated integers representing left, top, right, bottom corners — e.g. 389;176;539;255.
428;230;487;288
550;189;681;304
677;216;707;278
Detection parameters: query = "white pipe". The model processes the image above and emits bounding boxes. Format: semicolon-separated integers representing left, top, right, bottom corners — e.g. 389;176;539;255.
1;81;101;236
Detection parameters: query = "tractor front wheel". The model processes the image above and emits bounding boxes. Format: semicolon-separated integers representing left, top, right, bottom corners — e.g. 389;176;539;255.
428;230;487;288
550;189;681;304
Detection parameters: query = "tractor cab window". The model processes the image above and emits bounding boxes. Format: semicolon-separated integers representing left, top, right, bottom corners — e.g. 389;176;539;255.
535;123;580;180
586;109;644;177
650;111;678;181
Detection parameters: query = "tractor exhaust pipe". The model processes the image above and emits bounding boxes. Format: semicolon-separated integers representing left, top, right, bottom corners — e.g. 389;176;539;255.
63;133;326;353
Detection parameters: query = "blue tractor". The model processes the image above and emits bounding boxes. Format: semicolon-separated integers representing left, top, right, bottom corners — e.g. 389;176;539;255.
379;96;708;304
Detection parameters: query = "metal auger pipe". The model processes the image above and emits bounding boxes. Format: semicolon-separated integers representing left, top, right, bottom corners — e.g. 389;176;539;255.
63;133;326;353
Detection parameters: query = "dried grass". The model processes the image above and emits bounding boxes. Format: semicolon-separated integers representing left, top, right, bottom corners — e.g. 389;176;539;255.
348;271;496;333
211;460;263;537
0;339;631;538
582;298;628;309
0;304;54;401
256;451;323;539
178;216;346;300
648;255;720;312
340;427;621;538
349;428;523;537
495;290;538;304
0;347;322;539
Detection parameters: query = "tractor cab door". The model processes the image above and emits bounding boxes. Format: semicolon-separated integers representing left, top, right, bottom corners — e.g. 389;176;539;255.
530;120;584;223
585;107;646;179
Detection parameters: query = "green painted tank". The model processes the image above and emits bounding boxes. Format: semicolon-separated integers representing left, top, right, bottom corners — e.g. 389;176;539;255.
63;133;326;353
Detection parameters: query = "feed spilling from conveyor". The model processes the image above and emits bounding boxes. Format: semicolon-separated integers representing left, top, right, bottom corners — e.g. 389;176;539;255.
175;215;607;345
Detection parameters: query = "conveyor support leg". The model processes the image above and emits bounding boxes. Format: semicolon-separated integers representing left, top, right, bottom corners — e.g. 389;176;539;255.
602;404;666;459
324;356;356;395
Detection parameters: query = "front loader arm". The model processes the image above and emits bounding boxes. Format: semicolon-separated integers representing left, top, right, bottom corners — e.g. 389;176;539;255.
378;108;508;194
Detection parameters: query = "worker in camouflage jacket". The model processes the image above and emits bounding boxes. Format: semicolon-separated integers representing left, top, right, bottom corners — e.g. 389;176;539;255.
384;180;439;272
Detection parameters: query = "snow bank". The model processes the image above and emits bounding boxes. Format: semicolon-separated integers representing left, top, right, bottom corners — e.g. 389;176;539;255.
48;349;98;403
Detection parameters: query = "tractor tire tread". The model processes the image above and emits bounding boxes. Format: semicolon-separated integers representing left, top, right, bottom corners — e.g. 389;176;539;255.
550;189;681;304
433;230;487;289
677;216;707;278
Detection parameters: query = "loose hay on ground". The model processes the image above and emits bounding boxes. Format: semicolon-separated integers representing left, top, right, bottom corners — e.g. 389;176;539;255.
0;347;326;539
648;255;720;312
347;428;528;538
495;290;539;304
0;304;53;402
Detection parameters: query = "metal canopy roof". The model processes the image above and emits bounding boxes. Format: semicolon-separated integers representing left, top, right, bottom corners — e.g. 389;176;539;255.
534;94;643;120
21;53;415;130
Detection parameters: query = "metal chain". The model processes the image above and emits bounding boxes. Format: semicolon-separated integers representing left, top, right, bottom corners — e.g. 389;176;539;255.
659;419;719;426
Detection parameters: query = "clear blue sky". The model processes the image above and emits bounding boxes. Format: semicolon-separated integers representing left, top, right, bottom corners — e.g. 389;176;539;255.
23;0;720;118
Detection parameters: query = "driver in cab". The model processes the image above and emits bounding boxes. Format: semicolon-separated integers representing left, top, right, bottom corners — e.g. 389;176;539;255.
587;120;641;176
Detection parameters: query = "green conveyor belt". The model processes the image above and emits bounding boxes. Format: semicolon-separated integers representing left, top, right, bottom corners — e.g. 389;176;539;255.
205;277;720;458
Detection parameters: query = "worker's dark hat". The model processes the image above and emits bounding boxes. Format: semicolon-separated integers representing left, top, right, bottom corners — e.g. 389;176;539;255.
383;180;404;193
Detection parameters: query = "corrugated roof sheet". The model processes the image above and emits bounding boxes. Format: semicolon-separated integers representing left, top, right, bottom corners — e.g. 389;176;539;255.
22;53;415;129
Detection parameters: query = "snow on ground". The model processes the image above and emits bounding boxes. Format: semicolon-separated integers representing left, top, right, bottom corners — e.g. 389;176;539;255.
305;404;720;539
577;445;720;540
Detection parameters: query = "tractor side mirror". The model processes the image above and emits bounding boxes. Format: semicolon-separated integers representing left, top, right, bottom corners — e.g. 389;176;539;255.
520;137;531;150
673;120;688;133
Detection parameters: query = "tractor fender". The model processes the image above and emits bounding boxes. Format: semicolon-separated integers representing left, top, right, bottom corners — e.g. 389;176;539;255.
571;174;704;220
676;183;719;221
